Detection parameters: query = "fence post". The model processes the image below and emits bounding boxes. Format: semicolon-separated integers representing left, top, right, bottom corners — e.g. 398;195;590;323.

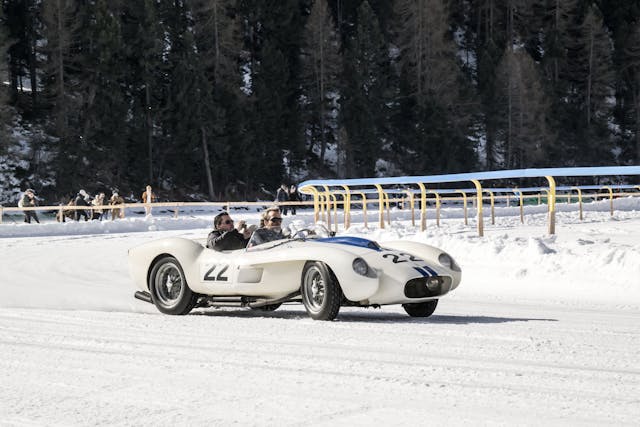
341;185;352;229
417;183;427;231
545;176;557;234
457;191;468;226
374;184;385;229
471;179;484;237
600;186;613;216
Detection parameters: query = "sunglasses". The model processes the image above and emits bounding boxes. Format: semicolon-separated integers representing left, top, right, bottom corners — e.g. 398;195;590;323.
268;217;282;223
222;219;234;225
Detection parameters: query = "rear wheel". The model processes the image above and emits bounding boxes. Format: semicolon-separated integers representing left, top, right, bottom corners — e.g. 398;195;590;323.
149;256;197;315
402;300;438;317
301;261;342;321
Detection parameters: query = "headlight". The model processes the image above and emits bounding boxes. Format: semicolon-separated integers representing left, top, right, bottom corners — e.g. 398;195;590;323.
438;253;460;271
426;277;442;291
352;258;369;276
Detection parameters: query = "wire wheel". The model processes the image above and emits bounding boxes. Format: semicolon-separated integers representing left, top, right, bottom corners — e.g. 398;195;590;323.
301;262;342;321
149;256;197;315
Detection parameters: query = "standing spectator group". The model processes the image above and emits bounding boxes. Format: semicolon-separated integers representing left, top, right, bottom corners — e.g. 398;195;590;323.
275;183;301;216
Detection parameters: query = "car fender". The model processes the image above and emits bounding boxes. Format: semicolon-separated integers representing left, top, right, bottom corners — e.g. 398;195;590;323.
380;240;462;289
128;237;205;292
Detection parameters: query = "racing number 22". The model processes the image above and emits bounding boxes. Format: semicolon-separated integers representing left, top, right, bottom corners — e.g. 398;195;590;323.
203;264;229;282
383;253;423;264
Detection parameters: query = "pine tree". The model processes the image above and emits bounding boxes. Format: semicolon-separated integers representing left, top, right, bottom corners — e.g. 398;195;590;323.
121;0;164;187
340;0;387;177
495;48;552;168
621;22;640;163
301;0;342;168
188;0;244;198
393;0;476;174
565;3;615;163
71;0;129;189
0;4;11;147
40;0;78;156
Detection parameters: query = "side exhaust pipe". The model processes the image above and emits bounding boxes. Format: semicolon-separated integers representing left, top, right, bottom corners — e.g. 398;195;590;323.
134;291;152;304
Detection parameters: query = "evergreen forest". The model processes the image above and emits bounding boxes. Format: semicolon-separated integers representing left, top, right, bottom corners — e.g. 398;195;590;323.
1;0;640;203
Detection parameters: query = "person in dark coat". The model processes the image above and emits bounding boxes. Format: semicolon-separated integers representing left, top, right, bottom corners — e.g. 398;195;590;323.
276;183;289;215
206;212;255;251
288;184;300;215
74;189;90;221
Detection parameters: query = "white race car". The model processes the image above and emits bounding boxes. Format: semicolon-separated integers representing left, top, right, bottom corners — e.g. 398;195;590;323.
129;227;462;320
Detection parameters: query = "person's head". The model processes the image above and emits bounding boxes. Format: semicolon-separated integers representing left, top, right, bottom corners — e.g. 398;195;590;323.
146;185;152;192
79;189;88;198
214;211;234;231
262;206;282;230
26;189;35;198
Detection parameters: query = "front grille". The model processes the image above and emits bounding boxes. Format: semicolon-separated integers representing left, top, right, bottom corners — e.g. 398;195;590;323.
404;277;451;298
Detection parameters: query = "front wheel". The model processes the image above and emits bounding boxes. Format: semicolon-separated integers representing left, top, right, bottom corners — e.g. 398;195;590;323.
402;300;438;317
149;256;197;315
301;261;342;321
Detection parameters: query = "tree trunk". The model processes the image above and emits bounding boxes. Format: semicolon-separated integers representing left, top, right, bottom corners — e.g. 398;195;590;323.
146;84;153;184
201;125;215;199
587;25;594;127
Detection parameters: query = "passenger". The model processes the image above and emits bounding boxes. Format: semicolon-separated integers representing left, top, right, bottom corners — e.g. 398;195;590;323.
247;207;287;248
206;211;255;251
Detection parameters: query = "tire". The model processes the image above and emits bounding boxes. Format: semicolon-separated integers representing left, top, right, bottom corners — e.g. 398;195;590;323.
301;261;342;321
251;303;282;312
149;256;197;315
402;300;438;317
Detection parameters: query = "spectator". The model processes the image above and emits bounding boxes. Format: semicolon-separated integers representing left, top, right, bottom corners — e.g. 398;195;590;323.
56;197;75;223
276;183;289;215
74;190;90;221
18;189;40;224
109;192;124;220
91;192;106;220
141;185;156;216
206;211;255;251
288;184;300;215
247;207;287;248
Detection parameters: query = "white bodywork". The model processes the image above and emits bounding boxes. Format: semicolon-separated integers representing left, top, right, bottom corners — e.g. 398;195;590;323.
128;235;461;306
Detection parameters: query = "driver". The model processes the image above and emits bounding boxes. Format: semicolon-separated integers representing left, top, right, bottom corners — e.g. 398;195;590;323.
247;207;287;248
207;211;255;251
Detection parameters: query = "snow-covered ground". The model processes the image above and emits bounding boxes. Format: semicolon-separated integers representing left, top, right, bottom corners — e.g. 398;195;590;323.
1;198;639;425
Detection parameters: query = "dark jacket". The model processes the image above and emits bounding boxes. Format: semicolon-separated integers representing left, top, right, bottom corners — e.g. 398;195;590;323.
206;229;249;251
75;195;90;207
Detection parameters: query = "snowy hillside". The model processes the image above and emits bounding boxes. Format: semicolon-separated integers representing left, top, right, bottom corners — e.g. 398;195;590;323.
1;199;639;425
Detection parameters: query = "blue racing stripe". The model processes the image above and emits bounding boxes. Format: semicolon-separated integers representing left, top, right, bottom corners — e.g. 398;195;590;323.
422;265;438;276
413;267;431;277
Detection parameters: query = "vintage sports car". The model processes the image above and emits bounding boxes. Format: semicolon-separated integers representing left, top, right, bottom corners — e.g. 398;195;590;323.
129;227;462;321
